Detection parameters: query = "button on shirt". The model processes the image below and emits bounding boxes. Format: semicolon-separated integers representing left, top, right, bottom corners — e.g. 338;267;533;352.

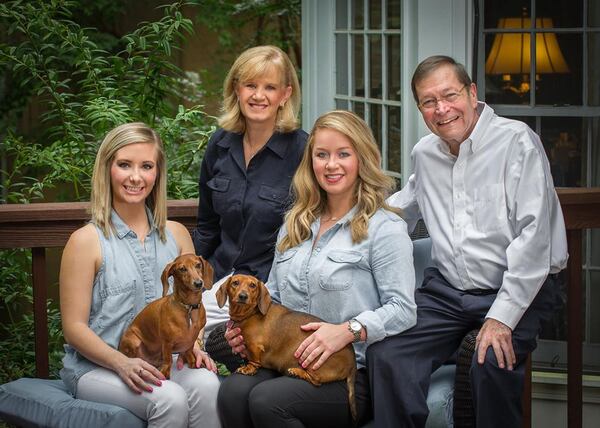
266;207;417;368
193;128;307;282
388;102;568;329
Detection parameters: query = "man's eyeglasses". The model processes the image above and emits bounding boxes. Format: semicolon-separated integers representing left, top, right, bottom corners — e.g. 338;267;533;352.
418;85;469;111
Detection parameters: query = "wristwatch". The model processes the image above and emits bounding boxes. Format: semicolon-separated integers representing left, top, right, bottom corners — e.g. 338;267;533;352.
348;318;362;343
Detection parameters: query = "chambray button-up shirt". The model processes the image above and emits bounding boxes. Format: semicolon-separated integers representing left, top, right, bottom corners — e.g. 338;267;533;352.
60;209;178;394
389;102;568;329
266;207;417;368
193;128;307;282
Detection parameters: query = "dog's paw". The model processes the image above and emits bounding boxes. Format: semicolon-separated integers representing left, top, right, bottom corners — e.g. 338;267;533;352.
287;368;321;386
236;363;259;376
159;364;172;379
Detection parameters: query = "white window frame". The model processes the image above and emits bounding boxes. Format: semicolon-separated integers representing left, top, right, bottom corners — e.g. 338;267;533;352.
302;0;473;186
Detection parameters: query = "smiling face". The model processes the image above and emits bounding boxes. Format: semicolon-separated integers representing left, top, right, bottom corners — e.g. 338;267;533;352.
235;65;292;129
415;64;479;146
110;142;158;208
312;128;359;205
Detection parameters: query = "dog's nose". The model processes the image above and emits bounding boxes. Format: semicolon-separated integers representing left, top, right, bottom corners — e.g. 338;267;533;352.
193;279;204;289
238;292;248;302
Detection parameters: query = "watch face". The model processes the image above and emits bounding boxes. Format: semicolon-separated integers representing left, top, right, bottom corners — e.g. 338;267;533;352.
350;320;361;332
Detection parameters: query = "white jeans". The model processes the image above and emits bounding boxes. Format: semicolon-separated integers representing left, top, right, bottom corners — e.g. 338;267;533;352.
77;357;221;428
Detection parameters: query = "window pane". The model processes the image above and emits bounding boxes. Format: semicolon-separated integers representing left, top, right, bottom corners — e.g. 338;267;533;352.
506;116;536;129
484;0;530;29
387;0;401;29
352;0;364;29
336;99;349;110
387;106;401;173
540;117;585;187
353;101;365;119
369;35;382;99
484;33;531;104
589;32;600;106
369;0;382;29
592;229;600;267
536;0;582;28
590;1;600;27
592;118;600;186
590;271;600;344
537;270;568;342
535;33;582;106
336;34;349;95
370;103;382;152
336;0;348;29
353;35;365;97
387;35;401;101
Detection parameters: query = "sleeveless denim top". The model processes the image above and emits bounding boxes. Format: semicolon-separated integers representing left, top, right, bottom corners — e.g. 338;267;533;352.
60;209;178;394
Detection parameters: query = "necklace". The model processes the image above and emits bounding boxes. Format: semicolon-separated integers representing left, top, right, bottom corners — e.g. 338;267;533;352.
243;134;263;160
321;214;340;223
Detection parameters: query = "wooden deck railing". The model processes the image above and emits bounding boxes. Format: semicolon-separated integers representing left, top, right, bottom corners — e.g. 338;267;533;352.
0;188;599;427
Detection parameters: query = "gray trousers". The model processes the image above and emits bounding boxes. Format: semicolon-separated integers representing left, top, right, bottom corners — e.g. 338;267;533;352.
77;356;221;428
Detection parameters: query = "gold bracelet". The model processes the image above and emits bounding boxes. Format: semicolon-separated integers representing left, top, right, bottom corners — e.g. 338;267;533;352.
196;337;205;351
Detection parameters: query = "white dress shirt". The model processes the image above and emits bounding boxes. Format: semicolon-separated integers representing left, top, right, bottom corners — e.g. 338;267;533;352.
388;102;568;329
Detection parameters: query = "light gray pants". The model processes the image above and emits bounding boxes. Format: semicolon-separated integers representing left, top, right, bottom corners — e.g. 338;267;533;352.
77;357;221;428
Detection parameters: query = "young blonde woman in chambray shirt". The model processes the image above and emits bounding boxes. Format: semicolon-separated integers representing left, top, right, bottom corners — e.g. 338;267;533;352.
60;123;220;428
218;110;417;428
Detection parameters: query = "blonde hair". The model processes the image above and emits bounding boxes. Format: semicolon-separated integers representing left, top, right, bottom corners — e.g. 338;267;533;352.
218;45;301;133
278;110;401;252
90;122;168;241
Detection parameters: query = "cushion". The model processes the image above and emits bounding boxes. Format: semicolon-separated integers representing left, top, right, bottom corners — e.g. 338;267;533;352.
0;378;145;428
412;237;433;288
426;364;455;428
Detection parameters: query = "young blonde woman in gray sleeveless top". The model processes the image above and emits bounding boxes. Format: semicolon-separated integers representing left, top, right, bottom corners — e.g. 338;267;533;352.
59;123;221;428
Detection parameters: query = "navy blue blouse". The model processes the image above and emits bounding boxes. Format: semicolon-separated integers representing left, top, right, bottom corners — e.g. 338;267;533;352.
192;128;308;282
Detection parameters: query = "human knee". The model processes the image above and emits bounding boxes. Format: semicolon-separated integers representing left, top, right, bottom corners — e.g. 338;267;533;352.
217;375;248;414
181;369;220;401
151;381;189;421
247;382;283;423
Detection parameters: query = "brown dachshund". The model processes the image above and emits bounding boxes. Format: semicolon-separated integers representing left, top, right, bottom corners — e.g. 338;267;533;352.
216;274;357;420
119;254;213;379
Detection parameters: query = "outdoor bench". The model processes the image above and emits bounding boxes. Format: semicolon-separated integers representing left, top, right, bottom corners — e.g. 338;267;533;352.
0;237;463;428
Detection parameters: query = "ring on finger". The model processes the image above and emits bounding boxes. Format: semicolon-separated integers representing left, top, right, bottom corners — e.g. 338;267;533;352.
138;368;144;376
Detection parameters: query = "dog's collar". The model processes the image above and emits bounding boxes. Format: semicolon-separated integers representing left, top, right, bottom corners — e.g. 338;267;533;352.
174;299;200;327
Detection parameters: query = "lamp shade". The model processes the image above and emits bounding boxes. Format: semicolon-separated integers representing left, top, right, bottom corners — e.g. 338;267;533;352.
485;18;570;75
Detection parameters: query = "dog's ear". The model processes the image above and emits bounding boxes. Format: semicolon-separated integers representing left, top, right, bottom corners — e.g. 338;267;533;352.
161;260;176;297
257;281;272;315
215;277;230;308
199;256;214;290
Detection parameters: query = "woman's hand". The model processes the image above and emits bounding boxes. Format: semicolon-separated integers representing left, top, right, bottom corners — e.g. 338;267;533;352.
225;320;247;358
295;322;353;370
114;355;165;394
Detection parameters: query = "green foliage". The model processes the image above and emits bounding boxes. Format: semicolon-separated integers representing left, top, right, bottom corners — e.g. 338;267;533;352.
189;0;302;101
0;0;216;383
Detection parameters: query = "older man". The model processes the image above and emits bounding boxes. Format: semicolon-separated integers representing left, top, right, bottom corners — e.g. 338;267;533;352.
367;55;568;427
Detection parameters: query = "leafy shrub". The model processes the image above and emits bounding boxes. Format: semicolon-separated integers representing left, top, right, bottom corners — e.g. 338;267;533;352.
0;0;215;383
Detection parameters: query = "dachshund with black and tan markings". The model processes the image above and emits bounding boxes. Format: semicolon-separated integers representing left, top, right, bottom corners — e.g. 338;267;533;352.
119;253;213;379
216;273;357;420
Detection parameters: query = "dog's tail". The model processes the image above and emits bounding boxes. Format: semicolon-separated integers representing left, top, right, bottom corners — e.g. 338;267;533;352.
347;365;357;423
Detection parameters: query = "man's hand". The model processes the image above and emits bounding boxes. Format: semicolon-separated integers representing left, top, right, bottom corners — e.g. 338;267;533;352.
476;318;515;370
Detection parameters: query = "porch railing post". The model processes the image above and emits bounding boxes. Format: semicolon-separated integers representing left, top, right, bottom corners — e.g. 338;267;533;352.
566;229;582;428
32;247;49;378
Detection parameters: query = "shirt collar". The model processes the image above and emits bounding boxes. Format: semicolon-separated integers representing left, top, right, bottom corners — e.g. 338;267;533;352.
434;101;490;157
216;130;289;159
468;102;493;153
111;206;156;239
313;205;358;230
